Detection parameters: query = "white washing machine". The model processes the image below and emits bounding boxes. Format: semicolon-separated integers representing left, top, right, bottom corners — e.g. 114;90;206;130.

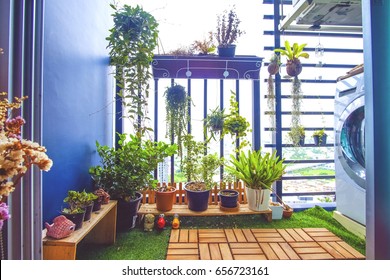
335;71;366;225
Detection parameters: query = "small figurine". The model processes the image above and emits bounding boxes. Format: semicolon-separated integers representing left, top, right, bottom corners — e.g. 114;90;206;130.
45;215;75;239
172;213;180;229
156;214;166;230
144;214;155;232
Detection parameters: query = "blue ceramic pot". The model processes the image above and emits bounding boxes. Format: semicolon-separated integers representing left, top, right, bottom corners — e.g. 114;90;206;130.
185;183;210;212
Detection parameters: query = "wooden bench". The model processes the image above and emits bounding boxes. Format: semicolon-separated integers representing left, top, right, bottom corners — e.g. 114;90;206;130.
42;200;117;260
138;183;272;222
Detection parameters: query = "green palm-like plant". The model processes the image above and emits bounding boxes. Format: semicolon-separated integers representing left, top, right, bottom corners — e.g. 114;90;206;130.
225;149;286;190
274;41;309;61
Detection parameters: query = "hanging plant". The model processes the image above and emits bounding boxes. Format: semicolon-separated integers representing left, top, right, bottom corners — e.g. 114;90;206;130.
204;107;227;142
106;4;159;136
165;84;190;158
288;124;305;147
267;54;281;131
222;91;251;152
274;41;309;146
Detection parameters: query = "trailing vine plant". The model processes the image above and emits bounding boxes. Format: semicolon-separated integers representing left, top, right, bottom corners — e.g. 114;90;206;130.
106;4;158;137
223;91;251;153
267;54;281;132
165;84;190;159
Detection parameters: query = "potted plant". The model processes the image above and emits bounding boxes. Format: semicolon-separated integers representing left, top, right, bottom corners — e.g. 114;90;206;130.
225;149;286;211
214;6;245;57
219;188;239;209
155;184;176;212
181;135;224;211
192;32;216;55
222;91;251;152
288;125;305;146
204;107;227;142
106;4;158;135
165;84;190;158
312;129;328;146
62;190;86;230
79;190;98;221
90;133;177;230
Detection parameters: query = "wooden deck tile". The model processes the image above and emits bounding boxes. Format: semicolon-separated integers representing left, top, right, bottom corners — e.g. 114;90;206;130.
259;243;279;260
233;229;247;242
166;228;364;261
242;229;257;242
278;243;301;260
219;243;233;260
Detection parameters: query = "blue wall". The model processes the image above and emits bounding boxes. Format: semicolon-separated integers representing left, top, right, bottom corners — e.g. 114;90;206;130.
42;0;114;224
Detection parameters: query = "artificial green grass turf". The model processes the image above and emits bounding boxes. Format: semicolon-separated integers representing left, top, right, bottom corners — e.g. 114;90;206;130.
76;206;365;260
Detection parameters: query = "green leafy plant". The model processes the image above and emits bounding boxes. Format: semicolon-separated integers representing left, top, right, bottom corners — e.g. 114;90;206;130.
288;125;305;146
62;190;91;214
274;40;309;77
214;6;245;47
225;149;286;190
89;134;177;201
312;128;326;137
180;135;224;190
222;91;251;152
106;4;158;136
204;107;227;142
164;84;190;158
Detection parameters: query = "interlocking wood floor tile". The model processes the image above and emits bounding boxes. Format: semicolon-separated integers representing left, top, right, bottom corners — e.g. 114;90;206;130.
166;228;365;260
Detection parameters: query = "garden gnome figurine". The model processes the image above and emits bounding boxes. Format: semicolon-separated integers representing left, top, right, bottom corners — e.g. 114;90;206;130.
172;213;180;229
144;214;155;232
156;214;166;230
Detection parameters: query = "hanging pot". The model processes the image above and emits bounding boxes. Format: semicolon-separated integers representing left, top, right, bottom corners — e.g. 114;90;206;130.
286;58;302;77
313;134;327;146
267;62;280;75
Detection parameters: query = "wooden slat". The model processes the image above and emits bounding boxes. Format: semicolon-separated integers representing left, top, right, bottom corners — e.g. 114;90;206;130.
234;254;267;260
224;229;237;243
198;233;225;238
233;229;247;242
277;229;295;242
253;232;281;238
269;243;290;260
198;229;224;233
256;237;285;242
242;229;257;242
278;243;301;260
231;248;263;255
302;228;329;232
300;253;334;260
167;255;199;260
251;229;278;233
219;243;233;260
179;229;189;242
169;229;179;243
312;236;342;242
259;243;279;260
188;229;198;243
168;243;198;249
294;247;327;254
308;231;338;237
289;242;320;248
199;243;210;260
209;243;222;260
199;237;228;243
167;248;199;255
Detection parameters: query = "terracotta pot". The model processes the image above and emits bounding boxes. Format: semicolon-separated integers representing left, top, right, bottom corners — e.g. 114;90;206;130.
156;188;176;212
286;59;302;77
283;208;294;218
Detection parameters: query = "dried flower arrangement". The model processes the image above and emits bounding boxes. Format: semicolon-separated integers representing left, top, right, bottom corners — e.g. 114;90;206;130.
0;71;53;229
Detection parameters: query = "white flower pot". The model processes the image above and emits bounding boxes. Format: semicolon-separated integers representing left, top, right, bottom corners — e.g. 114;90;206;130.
246;187;271;211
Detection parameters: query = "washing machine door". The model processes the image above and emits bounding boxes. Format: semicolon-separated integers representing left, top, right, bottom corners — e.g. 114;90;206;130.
336;95;365;189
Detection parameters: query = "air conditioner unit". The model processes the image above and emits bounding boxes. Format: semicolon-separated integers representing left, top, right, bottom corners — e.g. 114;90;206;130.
279;0;362;32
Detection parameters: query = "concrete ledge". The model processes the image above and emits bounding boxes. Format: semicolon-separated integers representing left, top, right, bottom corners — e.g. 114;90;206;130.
333;211;366;239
